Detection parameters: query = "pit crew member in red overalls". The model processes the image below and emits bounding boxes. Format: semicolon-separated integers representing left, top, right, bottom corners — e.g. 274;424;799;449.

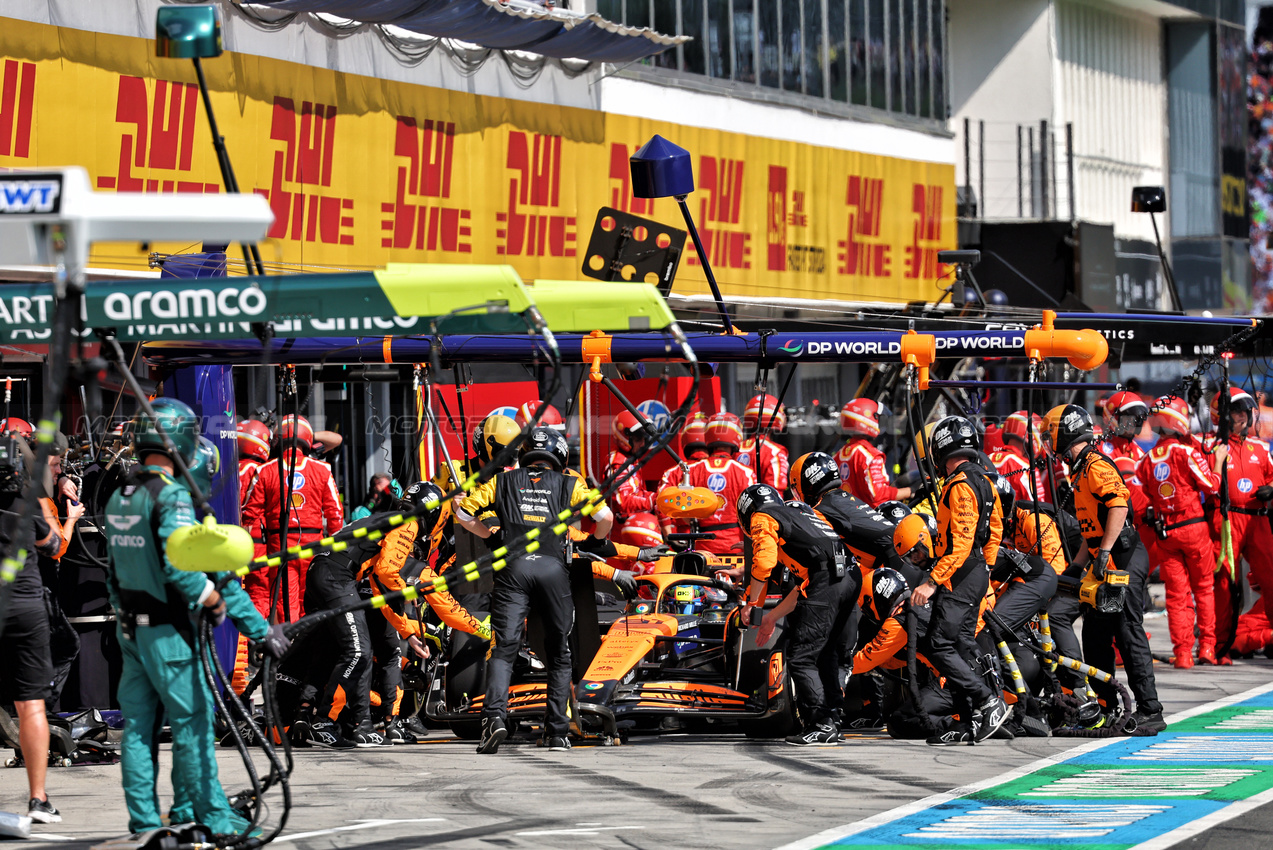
1135;397;1222;667
606;409;658;519
663;413;756;554
241;415;344;622
1208;387;1273;660
989;411;1047;503
737;394;789;491
834;399;911;508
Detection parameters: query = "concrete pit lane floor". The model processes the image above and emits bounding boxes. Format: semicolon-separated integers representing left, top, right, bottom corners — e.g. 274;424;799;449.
8;620;1273;850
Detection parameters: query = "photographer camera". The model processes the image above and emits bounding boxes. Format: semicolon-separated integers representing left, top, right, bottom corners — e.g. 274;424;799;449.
0;436;66;823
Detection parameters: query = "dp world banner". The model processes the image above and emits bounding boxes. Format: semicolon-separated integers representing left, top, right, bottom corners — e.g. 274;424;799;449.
0;18;954;304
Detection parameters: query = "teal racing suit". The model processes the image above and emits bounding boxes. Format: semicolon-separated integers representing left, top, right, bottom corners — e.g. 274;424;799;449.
105;466;269;835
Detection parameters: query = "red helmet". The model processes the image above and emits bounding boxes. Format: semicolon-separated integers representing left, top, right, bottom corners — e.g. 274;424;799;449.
704;412;743;452
1151;397;1191;438
278;414;315;450
1210;386;1259;429
1103;390;1150;436
516;400;565;431
743;394;786;433
681;412;708;457
236;419;271;461
840;399;880;439
1001;411;1046;457
617;512;663;548
0;417;33;439
612;409;648;454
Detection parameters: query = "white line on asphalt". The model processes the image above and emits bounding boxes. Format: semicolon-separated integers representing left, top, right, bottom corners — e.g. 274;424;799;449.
516;826;645;837
27;834;74;841
774;680;1273;850
1128;786;1273;848
275;818;446;842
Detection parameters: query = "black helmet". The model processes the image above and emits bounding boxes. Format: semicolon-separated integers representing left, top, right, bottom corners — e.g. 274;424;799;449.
519;426;569;471
790;452;841;504
403;480;445;531
867;567;910;622
736;483;783;527
930;415;980;468
877;500;911;525
994;474;1016;530
1045;404;1095;456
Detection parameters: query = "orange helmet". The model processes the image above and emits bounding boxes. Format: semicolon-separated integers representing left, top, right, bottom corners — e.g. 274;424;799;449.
277;414;314;451
1210;386;1258;430
1001;410;1046;457
1151;396;1191;438
743;394;786;433
892;513;934;566
704;412;743;453
1103;390;1149;436
0;417;33;439
516;400;565;431
617;512;663;548
681;411;708;454
840;399;881;439
612;409;649;454
236;419;271;462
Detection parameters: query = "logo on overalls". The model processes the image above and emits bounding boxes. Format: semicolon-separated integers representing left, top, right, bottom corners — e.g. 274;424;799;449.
1153;462;1170;482
290;492;306;508
737;451;751;465
637;399;671;435
707;473;727;492
1158;482;1175;498
1239;477;1254;493
291;472;306;490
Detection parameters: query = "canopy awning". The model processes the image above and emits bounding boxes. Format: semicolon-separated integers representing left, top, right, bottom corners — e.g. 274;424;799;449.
258;0;688;62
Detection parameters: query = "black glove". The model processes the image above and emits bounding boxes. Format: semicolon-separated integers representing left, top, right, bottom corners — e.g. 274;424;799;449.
259;623;291;660
1257;485;1273;502
637;545;669;561
611;569;638;598
1092;549;1112;581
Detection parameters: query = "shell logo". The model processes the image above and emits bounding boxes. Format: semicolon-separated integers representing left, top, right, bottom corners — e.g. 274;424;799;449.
1158;481;1175;499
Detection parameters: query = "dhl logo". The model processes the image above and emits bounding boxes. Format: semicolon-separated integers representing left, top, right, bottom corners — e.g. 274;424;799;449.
689;156;750;270
607;142;655;216
381;116;472;253
497;131;576;258
838;175;890;277
96;76;219;194
259;97;354;246
904;183;945;280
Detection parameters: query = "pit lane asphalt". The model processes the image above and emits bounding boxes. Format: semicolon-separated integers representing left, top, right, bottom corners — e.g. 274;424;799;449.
6;617;1269;850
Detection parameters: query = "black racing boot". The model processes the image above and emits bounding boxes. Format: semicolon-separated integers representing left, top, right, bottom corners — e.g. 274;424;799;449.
785;720;841;747
973;695;1010;742
477;717;507;754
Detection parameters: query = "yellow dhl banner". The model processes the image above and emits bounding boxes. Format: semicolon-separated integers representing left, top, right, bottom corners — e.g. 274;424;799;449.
0;17;955;304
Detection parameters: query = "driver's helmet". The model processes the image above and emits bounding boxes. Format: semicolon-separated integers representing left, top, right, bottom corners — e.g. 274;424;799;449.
668;583;704;615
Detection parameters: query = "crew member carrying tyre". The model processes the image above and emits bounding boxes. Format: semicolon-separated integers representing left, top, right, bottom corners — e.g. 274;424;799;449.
1136;396;1222;668
907;415;1009;746
740;483;857;746
1049;403;1165;732
456;427;614;754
